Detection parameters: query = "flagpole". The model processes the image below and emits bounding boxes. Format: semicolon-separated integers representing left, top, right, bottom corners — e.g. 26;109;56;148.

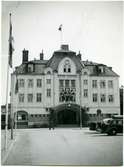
5;13;14;149
58;24;63;46
10;68;14;140
15;74;18;134
5;55;10;150
60;29;63;45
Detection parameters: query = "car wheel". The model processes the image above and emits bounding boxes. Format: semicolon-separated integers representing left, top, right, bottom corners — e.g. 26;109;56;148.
108;129;117;136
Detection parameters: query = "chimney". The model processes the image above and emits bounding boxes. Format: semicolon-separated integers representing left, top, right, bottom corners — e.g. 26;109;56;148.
77;51;82;60
40;50;44;60
22;49;29;63
61;44;69;51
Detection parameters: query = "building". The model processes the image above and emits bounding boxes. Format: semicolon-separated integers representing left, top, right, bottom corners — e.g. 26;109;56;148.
10;45;120;128
120;86;123;115
1;104;11;129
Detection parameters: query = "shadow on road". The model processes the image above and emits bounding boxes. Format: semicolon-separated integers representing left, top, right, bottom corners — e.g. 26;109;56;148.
91;134;123;137
84;131;99;135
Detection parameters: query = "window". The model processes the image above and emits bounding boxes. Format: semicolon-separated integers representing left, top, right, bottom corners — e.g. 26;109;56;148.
47;71;51;75
108;80;113;88
22;115;26;120
47;89;51;97
65;80;69;88
59;80;64;88
36;93;42;102
28;64;34;72
99;66;105;73
28;67;32;72
92;80;97;88
28;79;33;88
47;79;51;84
28;94;33;102
43;114;46;117
19;94;24;103
84;80;88;85
19;79;25;88
84;72;87;75
108;95;114;102
84;89;88;97
100;94;106;102
37;79;42;87
17;114;26;120
71;80;75;88
93;93;97;102
100;80;106;88
68;68;71;72
63;60;71;73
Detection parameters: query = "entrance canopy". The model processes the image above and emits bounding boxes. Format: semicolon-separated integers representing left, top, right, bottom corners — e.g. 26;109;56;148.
52;103;84;113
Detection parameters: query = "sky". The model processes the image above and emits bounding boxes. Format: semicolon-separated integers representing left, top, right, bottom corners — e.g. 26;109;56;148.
1;1;123;105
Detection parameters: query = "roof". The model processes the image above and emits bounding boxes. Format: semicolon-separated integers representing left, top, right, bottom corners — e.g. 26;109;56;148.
13;45;119;77
46;51;84;72
28;60;48;64
81;60;119;77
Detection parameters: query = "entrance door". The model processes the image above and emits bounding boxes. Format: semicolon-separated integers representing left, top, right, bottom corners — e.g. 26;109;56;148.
57;110;77;125
16;111;28;128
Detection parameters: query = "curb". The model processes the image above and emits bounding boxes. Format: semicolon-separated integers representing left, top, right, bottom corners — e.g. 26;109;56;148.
1;136;17;165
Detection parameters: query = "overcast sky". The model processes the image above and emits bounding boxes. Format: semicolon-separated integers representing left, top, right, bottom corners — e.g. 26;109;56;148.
1;1;123;105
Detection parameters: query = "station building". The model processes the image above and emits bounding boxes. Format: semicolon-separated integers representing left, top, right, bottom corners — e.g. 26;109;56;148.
10;44;120;128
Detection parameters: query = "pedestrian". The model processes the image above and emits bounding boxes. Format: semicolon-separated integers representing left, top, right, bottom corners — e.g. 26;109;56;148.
49;110;55;130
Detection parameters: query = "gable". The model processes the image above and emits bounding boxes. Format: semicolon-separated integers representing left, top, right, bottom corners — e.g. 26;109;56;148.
58;57;76;75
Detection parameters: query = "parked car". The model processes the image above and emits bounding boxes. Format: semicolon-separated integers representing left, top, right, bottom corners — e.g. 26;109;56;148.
96;115;123;135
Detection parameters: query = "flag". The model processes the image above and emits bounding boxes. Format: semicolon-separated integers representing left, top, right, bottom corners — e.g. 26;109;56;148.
9;13;14;68
15;78;18;94
58;24;62;31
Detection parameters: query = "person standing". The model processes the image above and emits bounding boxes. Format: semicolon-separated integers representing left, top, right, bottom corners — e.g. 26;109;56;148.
49;110;55;130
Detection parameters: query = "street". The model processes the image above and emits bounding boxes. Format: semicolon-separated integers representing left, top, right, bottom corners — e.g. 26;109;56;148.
3;128;123;166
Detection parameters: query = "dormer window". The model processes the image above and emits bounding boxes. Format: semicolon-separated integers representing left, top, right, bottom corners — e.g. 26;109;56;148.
28;67;32;72
84;71;87;75
28;64;34;73
63;60;71;73
99;66;105;73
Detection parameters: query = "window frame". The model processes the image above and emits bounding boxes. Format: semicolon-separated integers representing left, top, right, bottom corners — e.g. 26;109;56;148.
93;93;98;102
27;93;33;103
36;93;42;102
28;79;34;88
37;79;42;87
84;89;88;97
18;93;24;103
47;89;51;97
92;80;97;88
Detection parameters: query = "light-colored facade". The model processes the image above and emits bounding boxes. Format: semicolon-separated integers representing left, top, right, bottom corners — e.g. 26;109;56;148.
11;45;120;128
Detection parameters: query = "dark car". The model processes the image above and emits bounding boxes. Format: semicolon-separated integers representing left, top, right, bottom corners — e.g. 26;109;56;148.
96;115;123;135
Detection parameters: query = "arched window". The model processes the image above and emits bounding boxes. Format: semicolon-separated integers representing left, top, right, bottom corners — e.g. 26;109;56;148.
47;71;51;75
63;60;71;73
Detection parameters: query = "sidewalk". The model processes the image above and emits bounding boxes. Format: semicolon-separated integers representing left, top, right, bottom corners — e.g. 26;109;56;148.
1;129;17;164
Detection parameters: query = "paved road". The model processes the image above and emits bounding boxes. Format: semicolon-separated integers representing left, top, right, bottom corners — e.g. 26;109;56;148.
3;128;123;166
